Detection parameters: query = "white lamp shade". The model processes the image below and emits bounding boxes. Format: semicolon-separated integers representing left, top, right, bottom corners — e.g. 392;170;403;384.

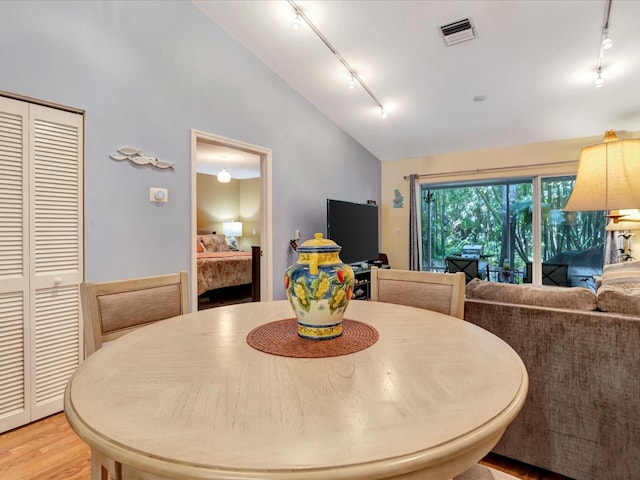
563;131;640;212
605;209;640;231
222;221;242;238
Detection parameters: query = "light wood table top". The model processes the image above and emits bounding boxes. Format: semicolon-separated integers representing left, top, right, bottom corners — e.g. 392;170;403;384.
65;300;528;480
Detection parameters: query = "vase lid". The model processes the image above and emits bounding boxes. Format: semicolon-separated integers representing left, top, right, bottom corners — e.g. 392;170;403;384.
297;233;341;253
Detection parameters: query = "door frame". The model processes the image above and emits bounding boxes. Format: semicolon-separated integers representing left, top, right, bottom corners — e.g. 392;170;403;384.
190;130;273;309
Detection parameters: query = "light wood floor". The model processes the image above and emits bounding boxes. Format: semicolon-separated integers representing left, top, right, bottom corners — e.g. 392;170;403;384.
0;413;572;480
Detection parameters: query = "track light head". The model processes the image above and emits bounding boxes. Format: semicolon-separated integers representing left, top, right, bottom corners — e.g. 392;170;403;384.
348;76;356;89
602;29;613;49
380;107;388;119
292;14;301;30
595;71;605;88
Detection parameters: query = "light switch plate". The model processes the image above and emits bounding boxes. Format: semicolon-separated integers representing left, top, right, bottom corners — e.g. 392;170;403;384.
150;187;168;202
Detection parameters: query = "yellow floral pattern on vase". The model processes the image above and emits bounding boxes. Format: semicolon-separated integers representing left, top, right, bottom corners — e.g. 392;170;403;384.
284;233;354;340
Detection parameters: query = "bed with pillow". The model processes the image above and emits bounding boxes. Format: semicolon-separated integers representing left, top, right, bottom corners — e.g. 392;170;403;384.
197;234;252;296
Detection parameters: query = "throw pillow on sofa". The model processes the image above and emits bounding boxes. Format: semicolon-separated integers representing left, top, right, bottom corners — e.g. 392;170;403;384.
597;261;640;315
465;278;597;311
597;284;640;316
601;259;640;287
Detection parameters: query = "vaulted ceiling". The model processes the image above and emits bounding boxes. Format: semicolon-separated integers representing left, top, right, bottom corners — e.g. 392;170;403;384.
195;0;640;164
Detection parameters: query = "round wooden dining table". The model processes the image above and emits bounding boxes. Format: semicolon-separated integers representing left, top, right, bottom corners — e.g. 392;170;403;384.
65;300;528;480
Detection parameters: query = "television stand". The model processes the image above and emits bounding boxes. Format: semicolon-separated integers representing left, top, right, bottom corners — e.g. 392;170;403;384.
351;263;390;301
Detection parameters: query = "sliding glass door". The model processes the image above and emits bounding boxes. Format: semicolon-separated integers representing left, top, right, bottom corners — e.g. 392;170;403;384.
539;176;606;288
422;175;605;289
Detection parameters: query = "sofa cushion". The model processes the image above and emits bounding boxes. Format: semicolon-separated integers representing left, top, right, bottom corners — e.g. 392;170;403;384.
465;278;597;311
597;284;640;315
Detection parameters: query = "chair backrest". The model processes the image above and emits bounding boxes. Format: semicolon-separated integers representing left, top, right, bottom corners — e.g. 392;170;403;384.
445;257;481;284
81;271;189;356
370;267;466;319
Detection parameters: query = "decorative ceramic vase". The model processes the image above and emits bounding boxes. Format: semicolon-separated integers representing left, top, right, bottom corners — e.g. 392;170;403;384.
284;233;354;339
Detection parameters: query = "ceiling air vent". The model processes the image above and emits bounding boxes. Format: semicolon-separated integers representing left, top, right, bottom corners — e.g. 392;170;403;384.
439;18;475;46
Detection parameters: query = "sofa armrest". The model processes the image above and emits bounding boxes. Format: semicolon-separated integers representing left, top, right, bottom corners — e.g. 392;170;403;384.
464;298;640;480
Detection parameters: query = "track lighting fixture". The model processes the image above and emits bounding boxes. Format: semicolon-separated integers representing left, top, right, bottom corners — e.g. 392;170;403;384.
594;0;613;88
288;0;388;120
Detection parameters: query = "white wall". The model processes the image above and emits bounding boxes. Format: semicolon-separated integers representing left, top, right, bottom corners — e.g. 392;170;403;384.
0;1;380;299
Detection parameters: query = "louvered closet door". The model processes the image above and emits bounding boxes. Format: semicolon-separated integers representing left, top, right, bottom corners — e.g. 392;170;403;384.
0;97;83;433
28;104;83;421
0;97;31;432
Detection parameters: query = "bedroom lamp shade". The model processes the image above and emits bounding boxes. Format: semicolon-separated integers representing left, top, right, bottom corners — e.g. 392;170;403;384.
222;221;242;238
563;130;640;219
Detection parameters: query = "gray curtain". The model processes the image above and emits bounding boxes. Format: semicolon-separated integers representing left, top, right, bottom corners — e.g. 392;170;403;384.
409;174;421;270
603;230;618;265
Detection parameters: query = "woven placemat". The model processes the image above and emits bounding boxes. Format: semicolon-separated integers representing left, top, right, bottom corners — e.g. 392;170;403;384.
246;318;378;358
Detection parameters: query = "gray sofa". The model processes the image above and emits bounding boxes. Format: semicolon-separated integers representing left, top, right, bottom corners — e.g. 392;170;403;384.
463;274;640;480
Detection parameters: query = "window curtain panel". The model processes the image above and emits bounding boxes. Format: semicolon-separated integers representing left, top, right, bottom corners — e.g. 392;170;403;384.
603;230;620;265
409;174;422;271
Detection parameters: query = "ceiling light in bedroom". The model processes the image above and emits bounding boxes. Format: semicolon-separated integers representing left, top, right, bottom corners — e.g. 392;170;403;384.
595;71;605;88
348;76;356;89
217;168;231;183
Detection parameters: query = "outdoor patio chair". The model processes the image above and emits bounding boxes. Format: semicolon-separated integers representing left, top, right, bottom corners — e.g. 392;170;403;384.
523;262;570;286
445;257;486;284
542;263;569;286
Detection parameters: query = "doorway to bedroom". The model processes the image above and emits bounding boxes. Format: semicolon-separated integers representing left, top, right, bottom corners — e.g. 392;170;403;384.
191;130;272;311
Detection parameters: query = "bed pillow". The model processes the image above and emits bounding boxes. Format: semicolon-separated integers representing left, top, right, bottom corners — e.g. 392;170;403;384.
597;260;640;315
199;234;230;252
197;241;205;253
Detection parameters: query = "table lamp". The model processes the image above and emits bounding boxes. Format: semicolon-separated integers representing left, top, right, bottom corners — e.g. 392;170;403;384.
605;209;640;261
563;130;640;219
223;221;242;250
562;130;640;267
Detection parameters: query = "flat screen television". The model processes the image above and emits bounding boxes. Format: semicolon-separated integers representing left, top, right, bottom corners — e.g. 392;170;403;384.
327;199;379;265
